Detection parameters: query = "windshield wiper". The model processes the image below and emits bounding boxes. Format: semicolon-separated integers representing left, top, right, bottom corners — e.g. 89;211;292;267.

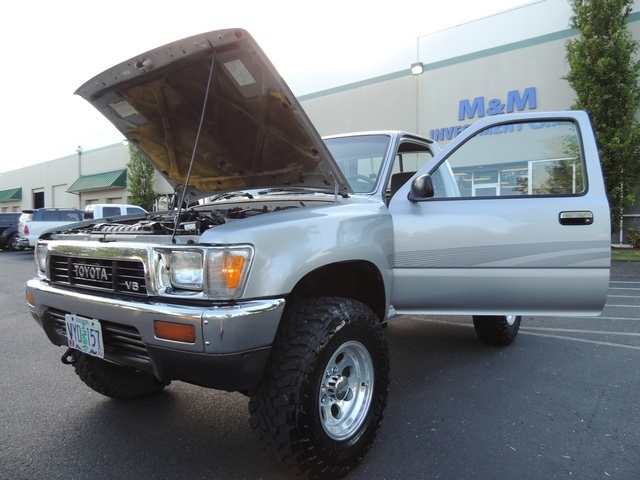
257;187;307;194
210;191;254;201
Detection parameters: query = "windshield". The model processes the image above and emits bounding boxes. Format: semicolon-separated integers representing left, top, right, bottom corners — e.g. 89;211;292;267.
325;135;391;193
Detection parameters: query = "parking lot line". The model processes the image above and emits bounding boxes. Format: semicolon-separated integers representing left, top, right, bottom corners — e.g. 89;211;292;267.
595;315;640;320
522;326;640;336
520;331;640;350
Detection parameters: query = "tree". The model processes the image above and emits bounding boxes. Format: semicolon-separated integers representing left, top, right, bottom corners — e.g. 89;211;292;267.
127;143;157;211
542;136;584;195
565;0;640;232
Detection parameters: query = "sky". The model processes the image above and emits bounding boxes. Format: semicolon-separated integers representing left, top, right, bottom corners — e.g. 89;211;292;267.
0;0;532;174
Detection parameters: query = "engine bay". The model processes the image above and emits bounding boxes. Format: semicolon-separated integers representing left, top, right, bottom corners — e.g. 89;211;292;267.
40;192;341;245
91;203;300;236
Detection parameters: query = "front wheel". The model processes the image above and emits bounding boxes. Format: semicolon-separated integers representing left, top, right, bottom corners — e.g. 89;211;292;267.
473;314;521;346
249;297;390;479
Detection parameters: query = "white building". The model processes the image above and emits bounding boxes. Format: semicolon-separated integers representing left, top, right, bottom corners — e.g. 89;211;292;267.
0;142;172;212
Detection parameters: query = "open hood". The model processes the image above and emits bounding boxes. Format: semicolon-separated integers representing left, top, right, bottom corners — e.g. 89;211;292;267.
75;29;352;201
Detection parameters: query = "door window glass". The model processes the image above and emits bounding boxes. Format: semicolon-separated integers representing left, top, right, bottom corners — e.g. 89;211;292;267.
103;207;120;217
433;121;585;198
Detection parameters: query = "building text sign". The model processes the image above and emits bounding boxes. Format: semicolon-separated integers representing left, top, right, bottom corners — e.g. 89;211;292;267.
430;87;537;142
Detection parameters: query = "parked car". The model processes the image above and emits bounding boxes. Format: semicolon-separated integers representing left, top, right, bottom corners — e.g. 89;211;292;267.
84;204;147;219
0;213;24;251
17;208;85;248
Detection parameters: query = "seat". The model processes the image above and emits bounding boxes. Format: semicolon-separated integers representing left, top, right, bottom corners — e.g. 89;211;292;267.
390;171;416;199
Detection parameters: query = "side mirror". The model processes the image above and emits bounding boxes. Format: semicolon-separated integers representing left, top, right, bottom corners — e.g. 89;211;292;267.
408;174;435;202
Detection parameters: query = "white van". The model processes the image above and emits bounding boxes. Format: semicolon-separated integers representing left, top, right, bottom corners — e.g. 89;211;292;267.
84;204;147;219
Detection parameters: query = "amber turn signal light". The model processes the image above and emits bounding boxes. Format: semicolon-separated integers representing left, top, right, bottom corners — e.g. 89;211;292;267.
154;321;196;343
223;255;246;289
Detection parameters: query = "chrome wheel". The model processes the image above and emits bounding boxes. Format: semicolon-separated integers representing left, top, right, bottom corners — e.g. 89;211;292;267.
9;234;24;251
318;340;374;441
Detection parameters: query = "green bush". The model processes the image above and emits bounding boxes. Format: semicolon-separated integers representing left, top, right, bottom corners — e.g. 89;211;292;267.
626;227;640;247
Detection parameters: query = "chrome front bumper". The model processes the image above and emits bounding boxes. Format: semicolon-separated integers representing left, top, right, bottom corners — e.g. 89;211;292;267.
26;278;285;391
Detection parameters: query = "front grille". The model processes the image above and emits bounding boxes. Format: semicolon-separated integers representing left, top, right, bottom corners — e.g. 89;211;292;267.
49;255;147;296
47;309;150;364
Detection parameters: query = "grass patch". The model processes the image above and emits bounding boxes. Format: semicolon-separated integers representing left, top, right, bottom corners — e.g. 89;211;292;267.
612;248;640;262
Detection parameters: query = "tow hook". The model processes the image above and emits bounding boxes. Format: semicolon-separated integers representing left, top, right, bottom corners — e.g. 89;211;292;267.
61;348;77;365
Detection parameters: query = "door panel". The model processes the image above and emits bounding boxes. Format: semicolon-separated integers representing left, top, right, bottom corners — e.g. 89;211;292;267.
389;112;610;316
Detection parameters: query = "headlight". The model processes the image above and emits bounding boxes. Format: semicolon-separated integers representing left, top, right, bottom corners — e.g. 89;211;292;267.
35;243;48;274
158;246;253;299
169;251;204;290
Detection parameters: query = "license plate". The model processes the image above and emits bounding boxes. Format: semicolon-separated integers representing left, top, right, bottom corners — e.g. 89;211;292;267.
65;314;104;359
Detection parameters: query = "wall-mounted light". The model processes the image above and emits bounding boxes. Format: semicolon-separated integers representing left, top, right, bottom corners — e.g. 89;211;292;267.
411;62;424;75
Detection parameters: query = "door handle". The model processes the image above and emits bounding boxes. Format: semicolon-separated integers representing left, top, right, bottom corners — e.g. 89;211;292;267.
559;211;594;226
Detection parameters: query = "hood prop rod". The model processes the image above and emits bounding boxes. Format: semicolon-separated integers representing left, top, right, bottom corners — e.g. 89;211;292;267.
171;47;217;244
329;171;339;203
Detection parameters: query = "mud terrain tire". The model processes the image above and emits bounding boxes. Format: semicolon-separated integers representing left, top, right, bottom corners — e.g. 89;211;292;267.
249;297;389;479
473;315;521;346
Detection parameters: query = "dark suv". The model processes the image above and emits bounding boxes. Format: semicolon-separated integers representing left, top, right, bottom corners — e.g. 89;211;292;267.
0;213;24;251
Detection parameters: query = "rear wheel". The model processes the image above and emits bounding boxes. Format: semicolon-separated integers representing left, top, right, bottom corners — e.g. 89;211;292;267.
473;315;521;345
72;352;169;400
249;297;389;479
8;233;24;251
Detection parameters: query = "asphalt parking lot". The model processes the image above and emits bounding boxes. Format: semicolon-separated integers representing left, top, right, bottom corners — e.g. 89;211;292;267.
0;251;638;479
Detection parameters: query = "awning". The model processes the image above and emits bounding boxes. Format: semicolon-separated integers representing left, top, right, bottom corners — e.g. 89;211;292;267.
0;187;21;202
67;169;127;193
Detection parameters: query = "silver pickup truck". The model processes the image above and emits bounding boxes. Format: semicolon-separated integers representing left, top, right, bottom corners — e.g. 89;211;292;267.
25;29;611;478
